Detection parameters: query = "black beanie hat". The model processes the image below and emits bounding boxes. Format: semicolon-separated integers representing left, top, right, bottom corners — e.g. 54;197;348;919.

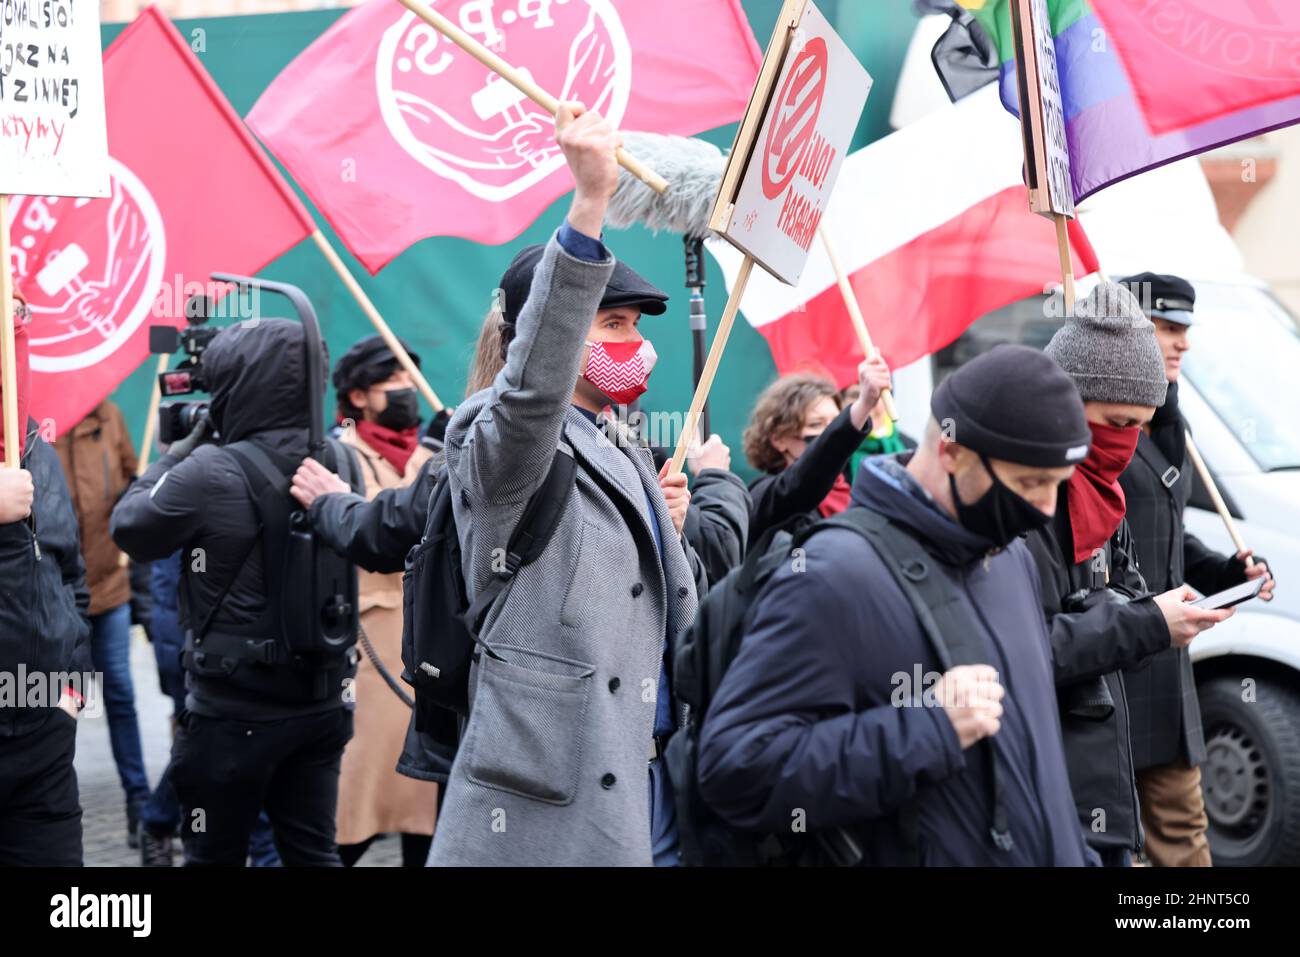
931;344;1092;468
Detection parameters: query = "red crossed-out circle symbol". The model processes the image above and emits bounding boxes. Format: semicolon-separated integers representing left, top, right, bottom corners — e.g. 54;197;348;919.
762;36;829;201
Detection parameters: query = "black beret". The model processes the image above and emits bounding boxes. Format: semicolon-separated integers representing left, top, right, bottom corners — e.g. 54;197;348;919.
497;242;669;328
332;334;420;394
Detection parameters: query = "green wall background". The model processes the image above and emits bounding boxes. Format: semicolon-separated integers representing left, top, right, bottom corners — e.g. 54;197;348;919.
102;1;919;481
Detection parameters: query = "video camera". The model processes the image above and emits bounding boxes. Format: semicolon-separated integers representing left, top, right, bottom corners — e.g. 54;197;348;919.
149;295;221;446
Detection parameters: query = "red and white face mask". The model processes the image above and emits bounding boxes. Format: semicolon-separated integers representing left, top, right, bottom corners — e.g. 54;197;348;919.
583;339;658;406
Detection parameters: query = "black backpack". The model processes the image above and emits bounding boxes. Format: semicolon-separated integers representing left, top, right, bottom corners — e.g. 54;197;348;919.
185;438;361;675
666;506;1016;867
400;443;576;742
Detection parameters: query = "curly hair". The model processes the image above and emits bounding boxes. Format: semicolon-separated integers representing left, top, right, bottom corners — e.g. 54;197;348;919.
743;373;841;474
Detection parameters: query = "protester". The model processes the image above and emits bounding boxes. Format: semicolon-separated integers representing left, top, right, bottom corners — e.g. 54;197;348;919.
468;304;750;589
0;292;91;866
111;318;359;866
54;400;150;847
328;335;438;868
1116;273;1275;867
743;359;891;541
426;102;705;867
1027;282;1235;866
697;346;1095;865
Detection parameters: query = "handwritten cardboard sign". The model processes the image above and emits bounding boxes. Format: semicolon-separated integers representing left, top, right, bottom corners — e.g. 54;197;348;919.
708;0;871;286
0;0;109;197
1011;0;1073;218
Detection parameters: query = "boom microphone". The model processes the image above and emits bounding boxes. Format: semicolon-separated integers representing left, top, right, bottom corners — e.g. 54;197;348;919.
606;132;726;240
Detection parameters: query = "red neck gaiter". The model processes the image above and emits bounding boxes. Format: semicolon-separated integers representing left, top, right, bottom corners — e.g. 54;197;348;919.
0;297;31;463
819;474;852;518
1067;422;1140;563
356;419;419;475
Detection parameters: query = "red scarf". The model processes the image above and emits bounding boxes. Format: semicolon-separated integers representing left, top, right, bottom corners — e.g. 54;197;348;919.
356;419;419;474
0;294;30;462
819;474;852;517
1067;422;1140;563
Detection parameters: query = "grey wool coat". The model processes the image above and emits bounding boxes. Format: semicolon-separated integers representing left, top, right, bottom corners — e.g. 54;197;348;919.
428;235;704;867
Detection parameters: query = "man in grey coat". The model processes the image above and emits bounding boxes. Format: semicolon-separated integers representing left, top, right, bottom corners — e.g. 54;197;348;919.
429;102;705;867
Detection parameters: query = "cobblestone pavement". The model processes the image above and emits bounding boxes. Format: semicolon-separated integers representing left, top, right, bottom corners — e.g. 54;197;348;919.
74;628;400;867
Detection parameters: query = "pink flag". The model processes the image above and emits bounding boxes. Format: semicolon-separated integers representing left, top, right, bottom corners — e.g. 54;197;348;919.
248;0;762;274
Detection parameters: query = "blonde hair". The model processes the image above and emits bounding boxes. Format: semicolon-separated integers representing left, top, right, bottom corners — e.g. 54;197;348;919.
465;309;514;398
743;373;841;473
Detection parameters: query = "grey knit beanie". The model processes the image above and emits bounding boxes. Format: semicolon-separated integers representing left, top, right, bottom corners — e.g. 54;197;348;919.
1045;281;1168;408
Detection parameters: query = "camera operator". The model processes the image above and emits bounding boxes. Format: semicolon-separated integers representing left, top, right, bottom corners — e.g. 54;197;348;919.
111;318;361;867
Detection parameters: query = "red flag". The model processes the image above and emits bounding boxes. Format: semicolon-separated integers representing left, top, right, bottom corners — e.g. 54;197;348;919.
247;0;762;274
1091;0;1300;136
9;6;315;439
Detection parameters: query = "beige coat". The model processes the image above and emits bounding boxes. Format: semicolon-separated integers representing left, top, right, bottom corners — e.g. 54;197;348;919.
335;431;438;846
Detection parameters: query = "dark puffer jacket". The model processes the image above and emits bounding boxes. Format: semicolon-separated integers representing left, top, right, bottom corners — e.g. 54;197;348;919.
111;319;360;720
0;421;92;737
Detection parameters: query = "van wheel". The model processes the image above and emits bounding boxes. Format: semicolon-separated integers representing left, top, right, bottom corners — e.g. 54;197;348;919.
1198;676;1300;866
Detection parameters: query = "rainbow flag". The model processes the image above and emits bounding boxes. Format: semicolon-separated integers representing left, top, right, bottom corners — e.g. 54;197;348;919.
943;0;1300;203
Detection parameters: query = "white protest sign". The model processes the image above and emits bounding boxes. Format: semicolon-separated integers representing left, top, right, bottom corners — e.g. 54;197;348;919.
1012;0;1073;218
0;0;109;197
710;0;871;286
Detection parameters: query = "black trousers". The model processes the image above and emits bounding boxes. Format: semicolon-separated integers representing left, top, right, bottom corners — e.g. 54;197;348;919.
171;707;353;866
0;710;83;866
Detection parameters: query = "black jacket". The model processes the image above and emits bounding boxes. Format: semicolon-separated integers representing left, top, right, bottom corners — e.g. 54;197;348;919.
0;422;92;737
1025;488;1170;852
680;469;751;586
311;454;438;575
111;320;360;720
698;456;1091;866
748;405;869;541
1119;421;1245;769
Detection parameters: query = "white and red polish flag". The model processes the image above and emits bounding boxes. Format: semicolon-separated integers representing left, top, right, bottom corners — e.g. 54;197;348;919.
709;85;1101;387
247;0;762;274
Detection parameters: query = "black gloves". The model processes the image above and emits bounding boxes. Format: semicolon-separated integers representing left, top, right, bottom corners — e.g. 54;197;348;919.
422;408;453;450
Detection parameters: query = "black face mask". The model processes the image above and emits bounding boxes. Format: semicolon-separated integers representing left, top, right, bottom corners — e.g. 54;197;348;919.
374;387;420;431
948;455;1052;549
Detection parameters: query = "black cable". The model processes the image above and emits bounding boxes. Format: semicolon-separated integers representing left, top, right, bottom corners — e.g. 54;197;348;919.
357;623;414;709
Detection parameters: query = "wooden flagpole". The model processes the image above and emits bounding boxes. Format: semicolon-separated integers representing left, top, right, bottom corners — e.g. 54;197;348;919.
0;196;18;470
1054;214;1076;313
1185;433;1254;568
669;256;754;475
395;0;667;195
310;230;445;413
818;226;899;423
136;353;170;475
